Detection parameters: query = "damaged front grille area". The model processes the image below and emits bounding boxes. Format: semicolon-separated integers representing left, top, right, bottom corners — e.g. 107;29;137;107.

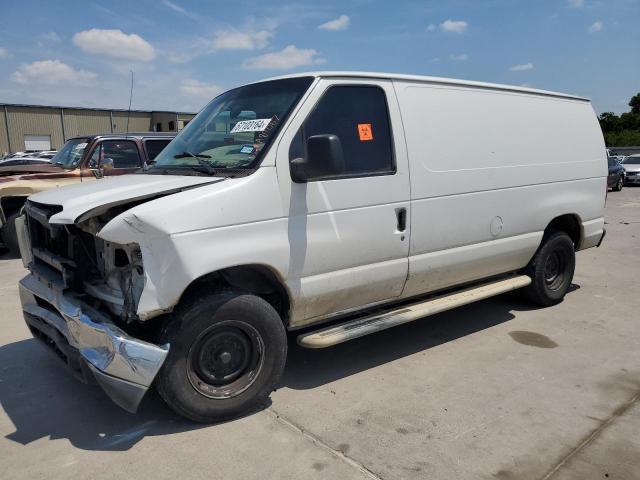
25;201;99;290
24;200;145;326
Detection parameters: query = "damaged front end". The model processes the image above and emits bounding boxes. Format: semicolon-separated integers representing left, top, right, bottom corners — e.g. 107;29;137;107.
17;200;169;412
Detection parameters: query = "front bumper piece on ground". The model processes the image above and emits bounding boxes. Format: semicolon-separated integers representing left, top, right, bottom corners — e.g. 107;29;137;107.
19;273;169;413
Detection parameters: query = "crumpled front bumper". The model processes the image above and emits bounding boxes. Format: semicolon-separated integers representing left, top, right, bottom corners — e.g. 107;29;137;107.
19;273;169;413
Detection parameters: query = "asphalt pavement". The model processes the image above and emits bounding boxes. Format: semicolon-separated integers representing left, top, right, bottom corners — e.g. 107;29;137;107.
1;187;638;480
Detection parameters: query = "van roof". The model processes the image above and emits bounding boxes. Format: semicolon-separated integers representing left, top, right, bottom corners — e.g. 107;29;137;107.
257;71;590;102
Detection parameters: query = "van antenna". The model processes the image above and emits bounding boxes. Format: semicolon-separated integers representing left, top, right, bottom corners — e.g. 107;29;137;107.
125;70;134;137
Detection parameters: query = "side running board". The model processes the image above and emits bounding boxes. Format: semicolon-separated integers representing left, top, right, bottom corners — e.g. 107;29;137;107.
297;275;532;349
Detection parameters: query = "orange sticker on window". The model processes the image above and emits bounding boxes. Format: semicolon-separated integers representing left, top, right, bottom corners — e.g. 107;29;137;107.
357;123;373;141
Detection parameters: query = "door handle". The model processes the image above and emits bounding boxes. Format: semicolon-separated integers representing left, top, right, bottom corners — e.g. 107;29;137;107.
396;208;407;232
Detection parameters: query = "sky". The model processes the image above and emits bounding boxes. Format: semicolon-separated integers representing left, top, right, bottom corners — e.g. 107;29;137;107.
0;0;638;114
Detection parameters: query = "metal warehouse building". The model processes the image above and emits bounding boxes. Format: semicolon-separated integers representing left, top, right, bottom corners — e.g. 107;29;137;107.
0;103;196;154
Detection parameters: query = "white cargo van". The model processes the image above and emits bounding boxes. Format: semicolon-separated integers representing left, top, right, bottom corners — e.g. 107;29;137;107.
17;72;607;422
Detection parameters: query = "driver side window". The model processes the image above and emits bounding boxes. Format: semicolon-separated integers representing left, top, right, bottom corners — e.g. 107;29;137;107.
290;85;395;179
100;140;142;168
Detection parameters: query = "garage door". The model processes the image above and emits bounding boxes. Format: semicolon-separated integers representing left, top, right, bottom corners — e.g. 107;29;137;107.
24;135;51;151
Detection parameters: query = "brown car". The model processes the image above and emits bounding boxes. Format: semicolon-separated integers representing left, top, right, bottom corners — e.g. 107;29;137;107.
0;132;175;254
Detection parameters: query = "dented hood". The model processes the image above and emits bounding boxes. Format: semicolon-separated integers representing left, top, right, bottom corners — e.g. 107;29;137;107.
28;173;223;224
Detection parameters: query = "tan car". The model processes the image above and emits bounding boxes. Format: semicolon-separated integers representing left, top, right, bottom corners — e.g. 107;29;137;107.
0;132;174;254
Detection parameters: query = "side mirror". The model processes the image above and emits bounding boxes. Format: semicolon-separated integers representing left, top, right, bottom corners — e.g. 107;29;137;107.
290;134;344;182
90;157;114;179
101;157;114;171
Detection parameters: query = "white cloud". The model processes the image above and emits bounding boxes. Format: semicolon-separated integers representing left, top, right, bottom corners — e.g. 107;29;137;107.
39;32;61;42
166;51;194;63
431;57;441;62
426;24;437;32
450;53;469;61
567;0;584;7
0;47;8;58
163;0;188;15
162;0;198;19
211;29;273;51
588;21;603;33
179;79;224;99
318;15;350;31
11;60;97;86
73;29;156;61
242;45;325;70
36;32;61;47
165;28;274;63
509;62;534;71
440;19;468;34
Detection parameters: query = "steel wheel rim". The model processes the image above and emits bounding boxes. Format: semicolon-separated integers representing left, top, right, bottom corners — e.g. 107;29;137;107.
187;320;264;399
544;251;565;290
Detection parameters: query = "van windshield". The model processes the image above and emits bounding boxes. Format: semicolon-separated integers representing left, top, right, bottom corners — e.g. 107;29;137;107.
622;156;640;164
150;77;313;174
52;138;89;168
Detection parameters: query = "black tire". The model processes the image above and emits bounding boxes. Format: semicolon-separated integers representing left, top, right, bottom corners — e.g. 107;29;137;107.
156;292;287;423
1;212;21;256
523;231;575;306
613;176;623;192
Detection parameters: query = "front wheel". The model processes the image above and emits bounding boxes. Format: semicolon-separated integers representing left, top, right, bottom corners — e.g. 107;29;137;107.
523;231;575;306
613;176;623;191
1;212;21;256
156;293;287;423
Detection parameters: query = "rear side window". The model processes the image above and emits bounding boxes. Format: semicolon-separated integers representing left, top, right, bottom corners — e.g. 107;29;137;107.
145;139;171;161
102;140;142;168
293;86;394;178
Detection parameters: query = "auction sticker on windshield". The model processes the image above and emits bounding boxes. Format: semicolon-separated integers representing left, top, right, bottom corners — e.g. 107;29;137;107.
231;119;272;133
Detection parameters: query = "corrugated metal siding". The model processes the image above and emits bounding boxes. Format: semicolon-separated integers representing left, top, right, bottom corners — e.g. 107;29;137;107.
64;109;112;138
151;112;176;132
6;106;65;150
0;110;9;154
112;112;152;133
0;105;194;152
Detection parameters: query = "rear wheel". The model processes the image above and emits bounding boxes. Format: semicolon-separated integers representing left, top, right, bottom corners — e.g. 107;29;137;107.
523;231;575;306
1;212;21;256
156;292;287;423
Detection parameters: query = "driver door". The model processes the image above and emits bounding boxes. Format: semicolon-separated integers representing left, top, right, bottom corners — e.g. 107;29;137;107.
276;78;411;326
88;139;144;177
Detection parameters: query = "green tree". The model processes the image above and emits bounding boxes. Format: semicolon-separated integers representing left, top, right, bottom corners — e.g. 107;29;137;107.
598;93;640;146
629;93;640;114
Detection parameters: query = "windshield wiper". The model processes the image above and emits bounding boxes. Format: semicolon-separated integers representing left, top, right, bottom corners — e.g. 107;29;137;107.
191;158;218;175
172;151;218;175
173;151;211;159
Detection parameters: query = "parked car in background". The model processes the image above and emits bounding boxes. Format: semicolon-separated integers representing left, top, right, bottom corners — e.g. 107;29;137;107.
621;154;640;185
15;72;606;423
32;150;58;160
0;150;58;166
1;150;42;160
607;156;625;191
0;157;52;167
0;132;175;254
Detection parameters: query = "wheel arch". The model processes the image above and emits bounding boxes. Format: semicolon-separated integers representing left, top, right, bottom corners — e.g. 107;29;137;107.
545;213;582;248
177;264;292;326
0;195;28;223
